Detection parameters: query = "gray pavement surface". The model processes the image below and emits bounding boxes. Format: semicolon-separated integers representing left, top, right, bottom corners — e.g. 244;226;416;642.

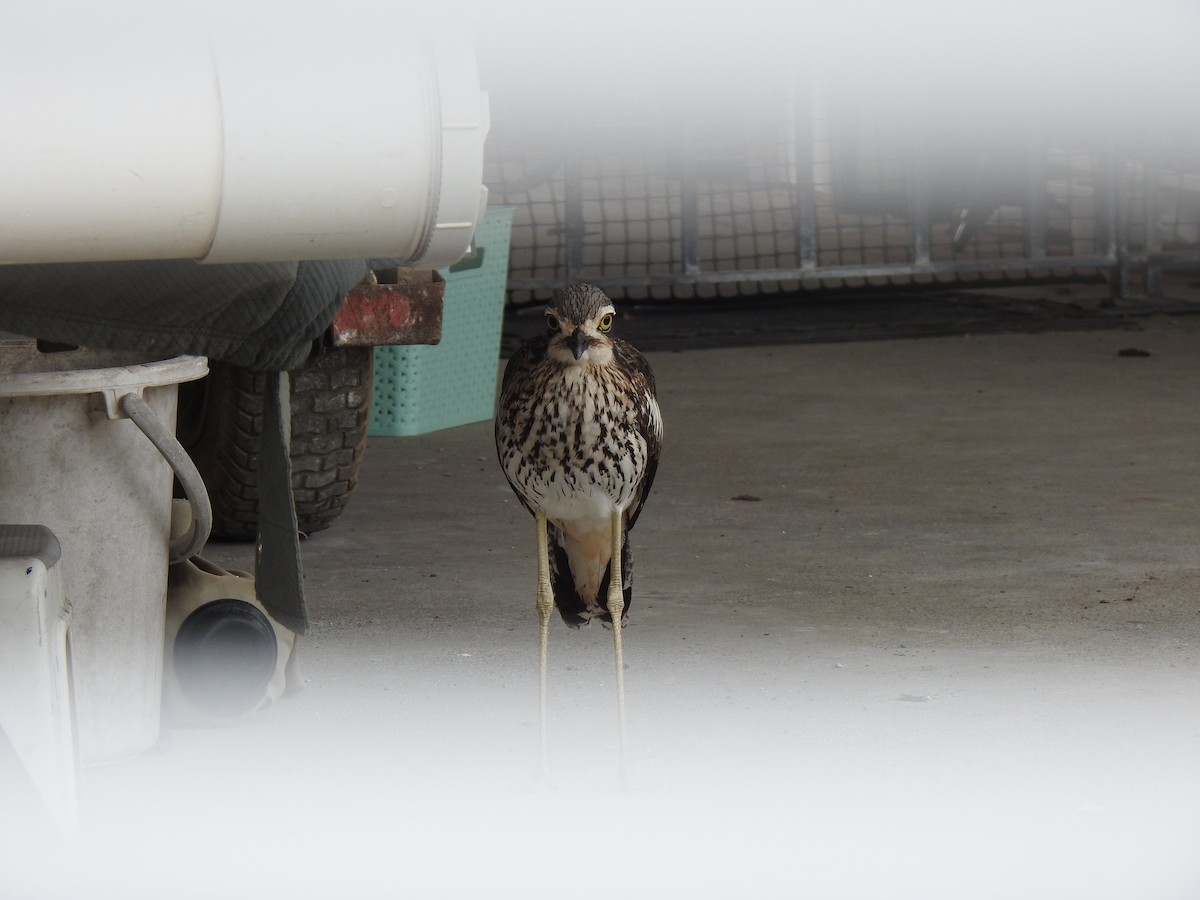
17;306;1200;898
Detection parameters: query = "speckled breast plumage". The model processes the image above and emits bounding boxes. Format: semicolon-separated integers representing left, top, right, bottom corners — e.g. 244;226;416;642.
497;356;652;523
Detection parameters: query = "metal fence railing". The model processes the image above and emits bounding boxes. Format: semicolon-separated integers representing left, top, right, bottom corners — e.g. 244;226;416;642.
485;84;1199;307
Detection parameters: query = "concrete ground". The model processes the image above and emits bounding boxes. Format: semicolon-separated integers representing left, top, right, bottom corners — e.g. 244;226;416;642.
14;310;1200;898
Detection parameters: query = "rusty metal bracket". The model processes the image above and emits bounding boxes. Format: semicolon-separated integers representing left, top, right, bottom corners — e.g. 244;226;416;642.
330;269;444;347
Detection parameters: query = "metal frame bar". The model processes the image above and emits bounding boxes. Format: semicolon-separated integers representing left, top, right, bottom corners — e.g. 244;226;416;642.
680;151;701;278
563;152;585;283
1026;141;1047;260
508;254;1119;294
909;137;931;267
786;72;819;270
1103;149;1132;299
1142;149;1163;296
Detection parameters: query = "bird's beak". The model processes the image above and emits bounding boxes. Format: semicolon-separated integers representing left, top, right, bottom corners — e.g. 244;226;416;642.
566;329;588;360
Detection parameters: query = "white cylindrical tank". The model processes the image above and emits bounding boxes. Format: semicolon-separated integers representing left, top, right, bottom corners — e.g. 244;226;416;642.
0;10;488;267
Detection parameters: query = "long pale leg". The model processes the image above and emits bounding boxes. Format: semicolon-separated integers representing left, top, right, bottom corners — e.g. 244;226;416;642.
535;509;553;780
606;510;628;777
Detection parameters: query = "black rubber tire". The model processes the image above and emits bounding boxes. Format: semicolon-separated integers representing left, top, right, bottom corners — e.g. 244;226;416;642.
178;346;374;541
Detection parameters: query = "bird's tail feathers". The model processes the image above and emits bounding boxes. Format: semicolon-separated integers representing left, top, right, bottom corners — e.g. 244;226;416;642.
548;525;632;628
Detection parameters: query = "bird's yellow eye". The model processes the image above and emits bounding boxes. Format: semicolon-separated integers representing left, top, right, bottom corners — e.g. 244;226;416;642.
545;313;561;333
597;313;614;333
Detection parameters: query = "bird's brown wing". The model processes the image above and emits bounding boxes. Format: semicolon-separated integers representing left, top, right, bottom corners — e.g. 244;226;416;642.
495;335;549;517
613;339;662;531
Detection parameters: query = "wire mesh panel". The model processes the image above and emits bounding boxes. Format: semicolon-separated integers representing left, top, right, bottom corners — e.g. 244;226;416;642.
487;80;1200;305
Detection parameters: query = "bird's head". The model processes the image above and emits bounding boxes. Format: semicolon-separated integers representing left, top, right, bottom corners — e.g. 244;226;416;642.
543;283;617;366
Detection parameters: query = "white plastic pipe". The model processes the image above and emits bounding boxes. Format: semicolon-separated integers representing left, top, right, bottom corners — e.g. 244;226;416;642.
0;11;488;267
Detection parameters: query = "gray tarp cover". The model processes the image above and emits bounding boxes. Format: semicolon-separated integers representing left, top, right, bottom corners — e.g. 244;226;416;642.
0;258;369;370
0;258;376;632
